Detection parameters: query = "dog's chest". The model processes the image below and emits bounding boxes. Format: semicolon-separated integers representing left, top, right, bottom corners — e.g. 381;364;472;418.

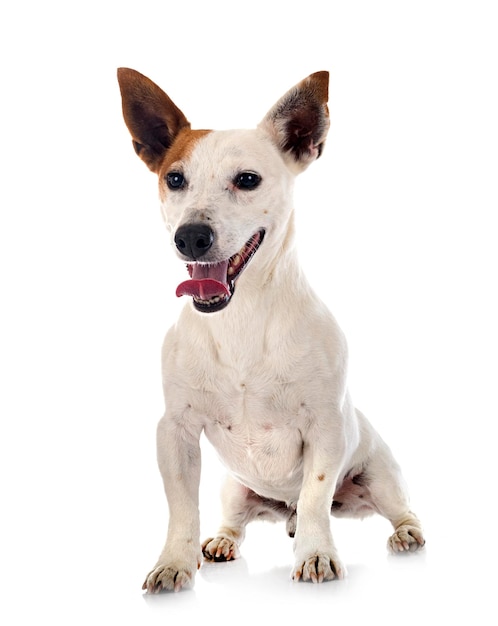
164;309;340;498
200;372;307;497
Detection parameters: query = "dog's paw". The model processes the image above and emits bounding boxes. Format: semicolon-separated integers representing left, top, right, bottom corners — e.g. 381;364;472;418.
388;525;426;553
292;552;346;583
142;559;200;593
202;536;240;562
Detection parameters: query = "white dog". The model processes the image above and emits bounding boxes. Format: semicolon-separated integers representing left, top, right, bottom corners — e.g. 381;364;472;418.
117;68;425;593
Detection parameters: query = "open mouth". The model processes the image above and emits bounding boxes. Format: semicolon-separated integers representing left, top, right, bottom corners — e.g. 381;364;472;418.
176;230;265;313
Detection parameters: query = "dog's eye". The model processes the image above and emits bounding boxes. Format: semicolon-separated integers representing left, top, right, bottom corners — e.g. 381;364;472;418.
166;172;186;190
234;171;261;190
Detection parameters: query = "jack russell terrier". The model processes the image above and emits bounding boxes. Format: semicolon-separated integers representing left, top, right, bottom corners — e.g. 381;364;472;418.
117;68;425;593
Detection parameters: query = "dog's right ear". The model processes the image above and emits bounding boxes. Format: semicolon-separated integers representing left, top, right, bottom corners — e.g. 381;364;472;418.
259;71;330;173
117;68;191;173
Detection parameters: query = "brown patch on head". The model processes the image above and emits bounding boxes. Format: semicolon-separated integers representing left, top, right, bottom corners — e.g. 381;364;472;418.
159;128;212;176
158;128;212;199
317;473;325;481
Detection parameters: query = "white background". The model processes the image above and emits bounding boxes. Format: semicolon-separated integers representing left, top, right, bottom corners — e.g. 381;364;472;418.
1;1;497;623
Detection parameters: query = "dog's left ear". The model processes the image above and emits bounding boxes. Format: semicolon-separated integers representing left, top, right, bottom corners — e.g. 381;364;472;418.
259;71;330;172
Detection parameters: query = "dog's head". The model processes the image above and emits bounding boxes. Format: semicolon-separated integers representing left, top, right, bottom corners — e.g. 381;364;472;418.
117;69;329;313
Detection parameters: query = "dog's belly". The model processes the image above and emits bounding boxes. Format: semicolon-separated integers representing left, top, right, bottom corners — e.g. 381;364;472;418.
204;415;305;502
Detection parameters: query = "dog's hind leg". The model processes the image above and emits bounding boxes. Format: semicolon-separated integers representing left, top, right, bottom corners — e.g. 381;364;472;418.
365;440;425;554
202;476;291;562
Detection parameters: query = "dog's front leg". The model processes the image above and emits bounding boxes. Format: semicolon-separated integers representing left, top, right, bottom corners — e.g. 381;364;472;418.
142;413;203;593
292;432;347;583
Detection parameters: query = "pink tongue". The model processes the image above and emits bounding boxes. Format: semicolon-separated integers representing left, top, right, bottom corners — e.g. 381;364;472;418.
176;261;230;299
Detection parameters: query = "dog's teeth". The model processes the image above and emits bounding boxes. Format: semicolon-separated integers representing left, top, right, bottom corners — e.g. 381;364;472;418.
193;295;222;305
228;266;235;276
232;254;241;266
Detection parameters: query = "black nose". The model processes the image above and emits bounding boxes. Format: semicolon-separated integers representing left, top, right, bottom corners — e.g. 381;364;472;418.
174;223;214;260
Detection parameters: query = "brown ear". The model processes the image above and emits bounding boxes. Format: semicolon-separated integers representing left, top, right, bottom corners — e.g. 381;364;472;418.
259;71;330;172
117;68;191;173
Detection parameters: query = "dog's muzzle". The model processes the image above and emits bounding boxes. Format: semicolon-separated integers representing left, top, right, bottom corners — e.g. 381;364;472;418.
175;226;265;313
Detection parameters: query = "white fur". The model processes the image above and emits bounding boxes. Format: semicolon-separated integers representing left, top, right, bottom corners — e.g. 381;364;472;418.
117;69;424;593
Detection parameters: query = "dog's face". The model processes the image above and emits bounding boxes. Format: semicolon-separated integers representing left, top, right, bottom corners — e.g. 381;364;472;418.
118;69;330;313
157;128;294;313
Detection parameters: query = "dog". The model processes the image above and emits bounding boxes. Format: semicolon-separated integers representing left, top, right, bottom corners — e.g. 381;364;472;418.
117;68;425;593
